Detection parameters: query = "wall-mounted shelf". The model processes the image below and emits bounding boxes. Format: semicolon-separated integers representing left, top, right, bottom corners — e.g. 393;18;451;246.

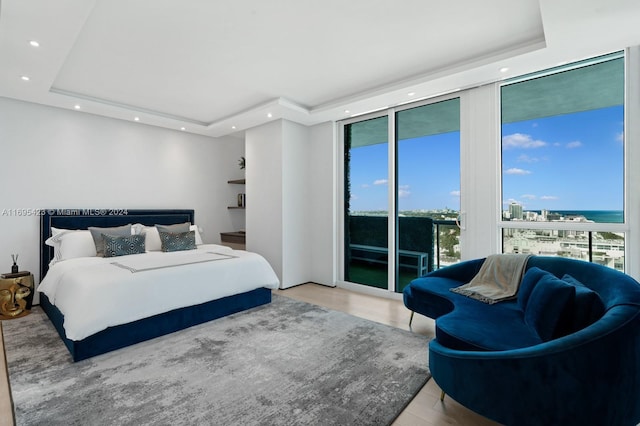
228;178;246;209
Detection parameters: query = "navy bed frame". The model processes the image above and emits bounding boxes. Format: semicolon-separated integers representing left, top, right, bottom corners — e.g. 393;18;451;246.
39;209;271;362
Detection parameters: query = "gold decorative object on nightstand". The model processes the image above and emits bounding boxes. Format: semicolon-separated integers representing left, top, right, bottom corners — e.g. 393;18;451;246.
0;271;34;320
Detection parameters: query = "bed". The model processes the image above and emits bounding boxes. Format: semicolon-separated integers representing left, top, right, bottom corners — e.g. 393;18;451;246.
39;209;279;362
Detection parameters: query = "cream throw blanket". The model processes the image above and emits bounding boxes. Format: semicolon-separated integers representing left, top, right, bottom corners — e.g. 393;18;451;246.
450;254;532;304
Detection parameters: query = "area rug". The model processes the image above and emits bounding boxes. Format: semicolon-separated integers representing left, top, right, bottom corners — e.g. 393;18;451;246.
3;295;431;426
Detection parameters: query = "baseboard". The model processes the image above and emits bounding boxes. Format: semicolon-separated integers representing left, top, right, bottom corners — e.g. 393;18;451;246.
278;281;337;290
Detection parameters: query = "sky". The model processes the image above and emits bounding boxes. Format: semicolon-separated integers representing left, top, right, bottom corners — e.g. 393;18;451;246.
348;105;623;213
349;131;460;212
502;105;623;211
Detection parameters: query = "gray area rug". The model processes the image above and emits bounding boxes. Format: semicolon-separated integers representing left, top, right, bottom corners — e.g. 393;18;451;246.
3;295;431;426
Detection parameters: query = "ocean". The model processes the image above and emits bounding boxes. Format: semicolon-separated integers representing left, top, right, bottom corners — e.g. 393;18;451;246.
536;210;624;223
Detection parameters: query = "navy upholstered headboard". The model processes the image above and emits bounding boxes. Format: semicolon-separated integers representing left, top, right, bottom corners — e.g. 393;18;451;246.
39;209;195;281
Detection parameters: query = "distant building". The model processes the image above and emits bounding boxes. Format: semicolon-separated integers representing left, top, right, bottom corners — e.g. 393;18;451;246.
547;212;562;221
509;202;523;220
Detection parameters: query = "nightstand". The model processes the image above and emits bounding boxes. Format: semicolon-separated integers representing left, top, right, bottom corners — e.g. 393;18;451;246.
0;271;34;320
220;231;246;250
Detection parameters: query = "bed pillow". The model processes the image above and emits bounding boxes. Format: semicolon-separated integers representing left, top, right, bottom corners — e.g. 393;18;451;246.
190;224;203;245
131;223;145;235
156;222;191;234
88;224;132;257
524;274;576;341
102;234;146;258
139;226;162;251
159;230;197;252
45;228;97;264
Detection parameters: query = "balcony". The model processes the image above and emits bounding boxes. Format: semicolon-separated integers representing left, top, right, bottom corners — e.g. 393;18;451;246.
345;215;460;292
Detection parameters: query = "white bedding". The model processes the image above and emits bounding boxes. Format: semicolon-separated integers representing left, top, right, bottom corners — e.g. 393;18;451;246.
38;244;280;341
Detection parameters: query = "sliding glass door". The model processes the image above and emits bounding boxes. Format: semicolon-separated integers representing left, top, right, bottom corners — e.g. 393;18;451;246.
343;97;461;293
344;116;389;289
396;98;461;292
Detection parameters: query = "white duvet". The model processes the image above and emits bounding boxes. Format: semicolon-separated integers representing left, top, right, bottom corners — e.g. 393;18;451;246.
38;244;280;341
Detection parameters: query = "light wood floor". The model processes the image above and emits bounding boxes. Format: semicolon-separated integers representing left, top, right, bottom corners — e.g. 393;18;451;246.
277;283;501;426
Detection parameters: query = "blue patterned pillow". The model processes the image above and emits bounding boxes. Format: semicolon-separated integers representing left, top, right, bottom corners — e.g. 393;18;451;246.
159;230;196;252
89;224;132;257
102;234;146;258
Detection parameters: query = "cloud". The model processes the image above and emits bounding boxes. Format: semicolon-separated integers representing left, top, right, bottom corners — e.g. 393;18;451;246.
504;168;532;175
540;195;558;200
521;194;536;200
566;140;582;149
617;132;624;143
398;184;411;198
360;184;370;188
350;194;358;200
373;179;388;185
517;154;539;163
502;133;547;149
450;190;460;196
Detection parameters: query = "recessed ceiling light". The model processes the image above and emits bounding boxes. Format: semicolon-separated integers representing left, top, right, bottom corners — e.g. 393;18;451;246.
407;92;415;97
180;127;186;131
21;76;30;81
267;113;273;118
134;117;140;121
231;126;236;130
74;105;81;110
29;40;40;47
500;67;509;73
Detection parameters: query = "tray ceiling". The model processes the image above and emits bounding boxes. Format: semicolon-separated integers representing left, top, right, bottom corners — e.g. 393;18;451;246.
1;0;639;137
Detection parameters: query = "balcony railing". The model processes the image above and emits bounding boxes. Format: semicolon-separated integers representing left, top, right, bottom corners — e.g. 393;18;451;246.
502;228;625;272
432;219;460;270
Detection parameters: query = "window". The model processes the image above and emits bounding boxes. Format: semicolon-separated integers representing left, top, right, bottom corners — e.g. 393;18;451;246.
500;52;626;270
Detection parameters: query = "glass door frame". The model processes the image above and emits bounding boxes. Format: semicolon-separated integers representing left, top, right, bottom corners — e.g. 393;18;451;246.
337;92;465;295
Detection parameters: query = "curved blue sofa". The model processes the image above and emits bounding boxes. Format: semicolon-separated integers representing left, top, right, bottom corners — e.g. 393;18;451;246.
403;256;640;426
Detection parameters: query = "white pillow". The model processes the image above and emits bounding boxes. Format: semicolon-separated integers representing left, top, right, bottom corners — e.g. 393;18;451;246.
142;226;162;251
45;228;97;264
131;223;145;235
190;224;204;245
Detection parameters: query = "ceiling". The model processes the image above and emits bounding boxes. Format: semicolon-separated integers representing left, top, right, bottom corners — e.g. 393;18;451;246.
1;0;640;138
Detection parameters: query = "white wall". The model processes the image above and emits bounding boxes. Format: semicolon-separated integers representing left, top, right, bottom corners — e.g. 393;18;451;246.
245;120;284;281
245;119;313;288
0;97;244;286
308;122;337;286
281;120;311;286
